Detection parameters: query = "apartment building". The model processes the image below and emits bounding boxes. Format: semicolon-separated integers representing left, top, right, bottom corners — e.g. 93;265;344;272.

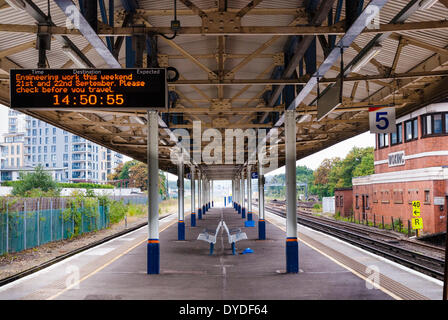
1;109;123;183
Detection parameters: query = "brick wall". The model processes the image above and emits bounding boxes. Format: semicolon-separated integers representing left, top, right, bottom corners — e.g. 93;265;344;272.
353;180;447;234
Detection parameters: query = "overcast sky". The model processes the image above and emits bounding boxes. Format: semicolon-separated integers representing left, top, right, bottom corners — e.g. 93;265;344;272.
0;104;375;180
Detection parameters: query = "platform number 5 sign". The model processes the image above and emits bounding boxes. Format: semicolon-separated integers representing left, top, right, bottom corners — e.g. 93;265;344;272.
369;107;396;134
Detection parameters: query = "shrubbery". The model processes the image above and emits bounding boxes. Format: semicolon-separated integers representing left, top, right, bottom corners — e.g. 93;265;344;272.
2;180;115;189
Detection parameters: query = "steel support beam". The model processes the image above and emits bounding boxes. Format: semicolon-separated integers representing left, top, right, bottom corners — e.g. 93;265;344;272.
285;110;298;273
147;110;159;274
265;0;336;111
190;166;196;226
19;0;94;67
178;157;185;240
198;171;202;219
247;165;252;221
54;0;121;68
258;160;266;239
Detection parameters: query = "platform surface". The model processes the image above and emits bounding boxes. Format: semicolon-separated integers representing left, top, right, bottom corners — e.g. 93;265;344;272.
0;206;442;300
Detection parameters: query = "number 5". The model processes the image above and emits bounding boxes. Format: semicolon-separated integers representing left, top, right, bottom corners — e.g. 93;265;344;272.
376;111;389;130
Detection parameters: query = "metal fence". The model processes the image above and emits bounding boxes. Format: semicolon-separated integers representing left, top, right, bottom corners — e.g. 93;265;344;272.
0;195;147;255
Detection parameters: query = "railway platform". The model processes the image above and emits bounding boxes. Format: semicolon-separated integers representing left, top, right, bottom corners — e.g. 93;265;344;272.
0;206;443;300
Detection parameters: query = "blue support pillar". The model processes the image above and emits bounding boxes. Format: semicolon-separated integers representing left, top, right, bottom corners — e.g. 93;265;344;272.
191;212;196;227
286;238;299;273
147;239;160;274
178;221;185;241
258;219;266;240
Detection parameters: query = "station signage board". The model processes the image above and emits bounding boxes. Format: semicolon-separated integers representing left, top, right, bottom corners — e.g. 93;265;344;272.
411;200;423;230
388;151;405;167
10;68;167;110
369;106;396;134
251;172;258;179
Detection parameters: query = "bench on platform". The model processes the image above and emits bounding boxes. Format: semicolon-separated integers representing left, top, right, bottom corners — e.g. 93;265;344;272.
221;221;248;255
197;220;247;255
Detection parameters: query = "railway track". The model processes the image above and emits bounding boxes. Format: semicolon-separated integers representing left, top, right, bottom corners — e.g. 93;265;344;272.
265;200;445;256
262;203;445;281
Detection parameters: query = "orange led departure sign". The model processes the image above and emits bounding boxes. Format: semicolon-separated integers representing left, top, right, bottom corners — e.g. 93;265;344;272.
10;69;167;110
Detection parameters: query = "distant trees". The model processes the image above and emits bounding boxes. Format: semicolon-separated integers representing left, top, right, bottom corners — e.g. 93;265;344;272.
266;146;374;200
108;160;167;197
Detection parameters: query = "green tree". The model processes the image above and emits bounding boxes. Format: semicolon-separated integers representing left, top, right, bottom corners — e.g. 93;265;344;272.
336;147;374;188
12;164;60;197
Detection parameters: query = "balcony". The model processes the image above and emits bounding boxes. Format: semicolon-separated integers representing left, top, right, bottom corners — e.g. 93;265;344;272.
72;154;86;161
72;172;86;179
72;136;85;143
72;147;86;153
72;163;86;170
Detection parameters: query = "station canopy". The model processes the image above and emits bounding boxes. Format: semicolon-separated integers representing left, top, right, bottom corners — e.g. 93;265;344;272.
1;0;448;179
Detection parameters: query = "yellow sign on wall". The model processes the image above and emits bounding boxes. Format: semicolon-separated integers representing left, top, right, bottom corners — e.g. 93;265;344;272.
412;201;421;217
411;217;423;230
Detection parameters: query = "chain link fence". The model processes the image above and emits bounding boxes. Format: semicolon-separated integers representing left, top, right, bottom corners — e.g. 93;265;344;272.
0;195;147;255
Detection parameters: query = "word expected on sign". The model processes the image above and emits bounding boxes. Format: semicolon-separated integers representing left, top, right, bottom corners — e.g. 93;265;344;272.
369;106;396;134
10;69;167;110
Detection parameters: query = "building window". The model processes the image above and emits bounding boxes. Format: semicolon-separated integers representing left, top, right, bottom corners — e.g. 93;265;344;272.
405;118;418;141
378;133;389;148
390;123;403;145
53;128;56;135
424;190;430;204
16;145;20;154
340;195;344;207
373;191;378;203
393;190;403;204
422;113;448;137
335;196;339;207
64;136;68;143
355;195;359;209
365;195;369;209
445;114;448;133
17;158;20;167
381;190;390;204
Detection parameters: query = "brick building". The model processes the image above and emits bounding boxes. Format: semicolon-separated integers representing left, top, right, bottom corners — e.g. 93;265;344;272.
334;187;353;217
352;103;448;235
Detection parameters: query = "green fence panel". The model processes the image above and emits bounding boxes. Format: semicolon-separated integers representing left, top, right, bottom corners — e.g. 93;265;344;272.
0;212;6;255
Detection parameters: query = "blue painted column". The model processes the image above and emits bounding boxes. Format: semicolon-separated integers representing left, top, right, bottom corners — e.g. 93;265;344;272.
241;170;246;219
177;157;185;240
147;111;160;274
247;165;253;221
258;160;266;240
198;171;202;220
285;110;298;273
190;166;196;227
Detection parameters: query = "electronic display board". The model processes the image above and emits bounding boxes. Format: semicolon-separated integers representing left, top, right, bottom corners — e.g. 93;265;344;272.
10;68;167;110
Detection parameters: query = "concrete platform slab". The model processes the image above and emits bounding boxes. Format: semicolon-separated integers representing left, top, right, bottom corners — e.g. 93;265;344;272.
0;205;439;300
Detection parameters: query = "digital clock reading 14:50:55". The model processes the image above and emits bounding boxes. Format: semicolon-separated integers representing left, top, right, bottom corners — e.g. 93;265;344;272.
53;94;124;106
